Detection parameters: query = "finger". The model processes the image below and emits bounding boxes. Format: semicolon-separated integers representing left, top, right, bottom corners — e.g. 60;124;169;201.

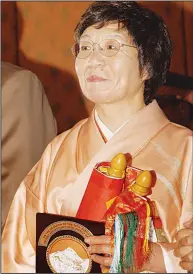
173;246;192;258
183;218;193;229
88;244;113;255
182;251;193;263
179;261;193;272
85;235;111;245
175;229;193;242
91;254;112;267
179;234;193;247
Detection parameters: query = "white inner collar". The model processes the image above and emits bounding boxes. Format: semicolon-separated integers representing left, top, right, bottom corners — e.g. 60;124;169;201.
94;109;130;141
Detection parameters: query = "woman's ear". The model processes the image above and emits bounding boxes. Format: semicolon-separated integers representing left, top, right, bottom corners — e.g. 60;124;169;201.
141;68;150;81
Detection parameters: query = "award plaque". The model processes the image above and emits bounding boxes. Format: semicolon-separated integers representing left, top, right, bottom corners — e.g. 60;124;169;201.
36;213;105;273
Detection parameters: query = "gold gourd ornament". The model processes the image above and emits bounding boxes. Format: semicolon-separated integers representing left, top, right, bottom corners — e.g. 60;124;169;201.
130;170;153;196
106;153;127;178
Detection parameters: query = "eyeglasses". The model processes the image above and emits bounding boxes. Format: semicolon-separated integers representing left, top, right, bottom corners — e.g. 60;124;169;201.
71;39;137;59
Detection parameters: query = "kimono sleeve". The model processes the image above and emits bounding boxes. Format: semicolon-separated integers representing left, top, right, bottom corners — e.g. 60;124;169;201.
158;161;193;273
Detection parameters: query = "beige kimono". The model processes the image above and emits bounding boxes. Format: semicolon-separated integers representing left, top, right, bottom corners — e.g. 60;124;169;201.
2;101;192;273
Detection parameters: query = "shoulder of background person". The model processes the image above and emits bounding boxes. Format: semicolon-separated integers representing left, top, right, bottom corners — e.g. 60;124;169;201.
1;61;42;89
2;62;26;85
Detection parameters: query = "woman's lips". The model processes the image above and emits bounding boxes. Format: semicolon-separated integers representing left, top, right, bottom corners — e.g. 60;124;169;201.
87;75;107;82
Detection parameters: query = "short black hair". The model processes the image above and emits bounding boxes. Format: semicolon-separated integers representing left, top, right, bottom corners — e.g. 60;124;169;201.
74;1;172;104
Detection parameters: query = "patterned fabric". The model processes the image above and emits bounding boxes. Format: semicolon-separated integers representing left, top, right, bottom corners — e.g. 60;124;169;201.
1;1;193;133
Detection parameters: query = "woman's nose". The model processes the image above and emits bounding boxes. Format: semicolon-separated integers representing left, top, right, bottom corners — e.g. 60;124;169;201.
87;44;106;69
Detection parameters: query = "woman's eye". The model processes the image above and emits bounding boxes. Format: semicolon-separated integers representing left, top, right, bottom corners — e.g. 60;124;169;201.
107;45;116;50
81;46;90;51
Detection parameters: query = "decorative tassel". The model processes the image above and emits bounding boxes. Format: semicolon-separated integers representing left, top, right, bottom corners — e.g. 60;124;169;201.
109;214;124;273
143;203;151;254
109;205;151;273
104;168;155;273
123;212;138;272
134;203;151;270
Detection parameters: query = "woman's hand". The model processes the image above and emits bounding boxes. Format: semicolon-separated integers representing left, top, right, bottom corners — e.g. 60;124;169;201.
85;236;167;273
84;235;113;268
174;218;193;272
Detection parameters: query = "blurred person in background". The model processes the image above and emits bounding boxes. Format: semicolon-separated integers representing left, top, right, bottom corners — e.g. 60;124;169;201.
1;61;57;230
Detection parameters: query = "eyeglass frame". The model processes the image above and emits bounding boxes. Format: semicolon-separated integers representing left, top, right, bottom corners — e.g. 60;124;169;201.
71;39;137;59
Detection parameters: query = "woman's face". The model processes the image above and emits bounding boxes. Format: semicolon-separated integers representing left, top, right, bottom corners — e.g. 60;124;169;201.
75;22;146;104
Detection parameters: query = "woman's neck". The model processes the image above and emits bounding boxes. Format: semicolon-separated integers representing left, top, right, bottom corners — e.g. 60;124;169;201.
95;96;146;132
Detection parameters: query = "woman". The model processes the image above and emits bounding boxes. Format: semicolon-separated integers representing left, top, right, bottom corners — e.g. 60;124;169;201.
2;2;192;273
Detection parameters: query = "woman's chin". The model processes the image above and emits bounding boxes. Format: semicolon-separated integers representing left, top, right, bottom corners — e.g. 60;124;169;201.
85;95;114;104
82;89;116;104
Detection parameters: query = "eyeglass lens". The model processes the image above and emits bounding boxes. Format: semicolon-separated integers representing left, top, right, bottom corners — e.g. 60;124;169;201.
73;39;121;59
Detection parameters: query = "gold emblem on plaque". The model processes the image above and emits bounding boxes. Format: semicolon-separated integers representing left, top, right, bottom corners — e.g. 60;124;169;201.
46;235;92;273
38;220;93;273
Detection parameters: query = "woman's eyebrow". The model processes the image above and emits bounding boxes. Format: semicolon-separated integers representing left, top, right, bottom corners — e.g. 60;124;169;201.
105;34;123;39
80;33;123;40
80;34;91;40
